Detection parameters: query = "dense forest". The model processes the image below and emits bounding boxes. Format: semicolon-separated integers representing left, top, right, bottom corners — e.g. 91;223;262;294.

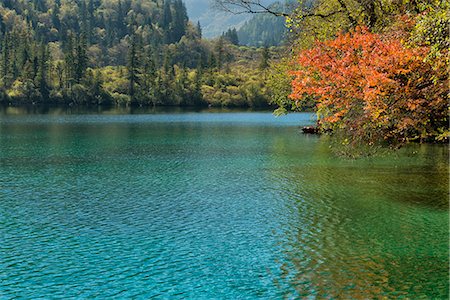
237;13;286;47
0;0;275;107
237;1;291;46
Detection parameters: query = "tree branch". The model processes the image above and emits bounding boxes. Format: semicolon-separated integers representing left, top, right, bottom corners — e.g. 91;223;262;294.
213;0;348;20
213;0;290;17
335;0;358;26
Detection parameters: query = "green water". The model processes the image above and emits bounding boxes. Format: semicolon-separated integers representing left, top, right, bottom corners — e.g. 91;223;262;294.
0;108;448;298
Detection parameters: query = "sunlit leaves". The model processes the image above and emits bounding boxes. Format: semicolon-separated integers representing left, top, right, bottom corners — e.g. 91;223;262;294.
289;26;448;146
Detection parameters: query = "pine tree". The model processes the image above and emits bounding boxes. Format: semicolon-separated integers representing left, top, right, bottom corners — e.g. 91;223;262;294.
142;47;157;105
32;56;39;80
230;28;239;45
196;21;202;39
162;0;173;43
117;0;126;37
55;61;64;90
259;46;270;70
127;34;140;103
171;0;187;42
87;0;96;41
52;0;61;31
36;43;49;99
162;0;172;27
223;28;239;45
75;34;88;83
1;32;8;79
176;65;189;105
64;34;75;88
11;55;18;80
193;57;203;104
19;38;30;72
207;51;216;70
0;15;5;36
215;37;224;70
163;51;174;79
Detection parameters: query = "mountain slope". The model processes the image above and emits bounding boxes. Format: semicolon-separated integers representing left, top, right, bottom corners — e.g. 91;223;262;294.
237;1;293;46
184;0;280;38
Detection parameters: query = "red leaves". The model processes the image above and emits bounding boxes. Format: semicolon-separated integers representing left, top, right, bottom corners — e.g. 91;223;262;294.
289;26;447;144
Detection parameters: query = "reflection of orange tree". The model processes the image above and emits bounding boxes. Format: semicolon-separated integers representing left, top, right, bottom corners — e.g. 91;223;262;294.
267;139;448;298
271;166;393;298
266;136;392;297
289;25;448;147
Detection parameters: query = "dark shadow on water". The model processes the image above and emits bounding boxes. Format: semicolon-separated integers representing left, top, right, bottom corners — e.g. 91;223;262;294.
0;104;274;115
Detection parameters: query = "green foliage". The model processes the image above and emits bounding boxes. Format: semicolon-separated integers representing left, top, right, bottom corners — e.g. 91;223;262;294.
285;0;441;49
285;0;449;149
7;80;40;103
259;47;270;70
267;58;294;115
0;0;274;108
200;62;271;108
410;2;449;62
222;28;239;45
237;1;290;47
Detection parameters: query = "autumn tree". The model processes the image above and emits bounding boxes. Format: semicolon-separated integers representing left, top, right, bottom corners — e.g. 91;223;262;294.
290;26;448;147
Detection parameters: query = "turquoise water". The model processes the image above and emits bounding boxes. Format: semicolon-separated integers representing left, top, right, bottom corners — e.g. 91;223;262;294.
0;109;448;298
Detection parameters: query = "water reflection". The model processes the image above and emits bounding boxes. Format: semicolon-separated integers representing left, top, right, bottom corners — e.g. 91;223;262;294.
0;104;272;116
0;112;447;298
269;135;449;298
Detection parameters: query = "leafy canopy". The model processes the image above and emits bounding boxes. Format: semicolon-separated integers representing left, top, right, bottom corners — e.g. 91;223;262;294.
289;25;448;146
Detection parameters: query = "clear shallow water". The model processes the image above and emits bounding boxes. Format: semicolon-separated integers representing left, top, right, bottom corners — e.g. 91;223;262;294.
0;110;448;299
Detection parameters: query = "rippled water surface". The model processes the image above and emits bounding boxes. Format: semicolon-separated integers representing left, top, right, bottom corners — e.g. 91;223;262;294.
0;109;448;299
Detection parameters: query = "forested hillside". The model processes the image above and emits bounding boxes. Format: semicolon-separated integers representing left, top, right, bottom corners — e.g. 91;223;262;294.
183;0;251;38
1;0;197;63
0;0;275;107
237;1;291;46
184;0;283;39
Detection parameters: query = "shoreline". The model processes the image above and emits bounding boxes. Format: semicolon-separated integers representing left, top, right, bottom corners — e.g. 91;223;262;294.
0;103;279;116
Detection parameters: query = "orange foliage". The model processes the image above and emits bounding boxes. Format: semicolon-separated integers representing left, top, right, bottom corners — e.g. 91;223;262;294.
289;26;448;144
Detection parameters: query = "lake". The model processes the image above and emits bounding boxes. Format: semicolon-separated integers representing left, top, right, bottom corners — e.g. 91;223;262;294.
0;108;448;298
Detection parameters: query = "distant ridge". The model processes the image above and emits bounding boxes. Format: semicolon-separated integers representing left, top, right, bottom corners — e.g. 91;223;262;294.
184;0;279;39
